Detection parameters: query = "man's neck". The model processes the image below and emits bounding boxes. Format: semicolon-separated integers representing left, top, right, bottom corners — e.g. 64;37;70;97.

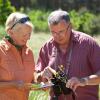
59;43;69;53
59;33;72;53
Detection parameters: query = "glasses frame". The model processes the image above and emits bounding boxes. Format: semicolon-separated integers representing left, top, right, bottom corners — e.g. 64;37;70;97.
51;23;71;36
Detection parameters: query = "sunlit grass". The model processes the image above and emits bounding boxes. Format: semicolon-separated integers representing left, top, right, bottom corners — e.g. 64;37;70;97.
28;32;51;61
28;33;51;100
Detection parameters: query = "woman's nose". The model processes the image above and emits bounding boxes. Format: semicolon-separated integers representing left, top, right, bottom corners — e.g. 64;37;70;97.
25;33;31;40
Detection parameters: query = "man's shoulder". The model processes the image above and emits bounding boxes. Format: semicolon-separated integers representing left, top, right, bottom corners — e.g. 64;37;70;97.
72;30;95;43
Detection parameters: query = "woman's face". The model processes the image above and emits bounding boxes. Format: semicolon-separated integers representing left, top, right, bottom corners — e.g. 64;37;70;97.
9;24;32;46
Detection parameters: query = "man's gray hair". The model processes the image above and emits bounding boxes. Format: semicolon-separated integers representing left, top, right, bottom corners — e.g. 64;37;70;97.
48;10;70;25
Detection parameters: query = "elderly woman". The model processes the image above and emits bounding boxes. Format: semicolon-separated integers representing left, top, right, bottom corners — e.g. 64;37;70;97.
0;12;35;100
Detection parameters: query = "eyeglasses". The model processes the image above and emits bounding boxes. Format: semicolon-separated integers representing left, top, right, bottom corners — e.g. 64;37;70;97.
52;23;70;36
10;17;30;29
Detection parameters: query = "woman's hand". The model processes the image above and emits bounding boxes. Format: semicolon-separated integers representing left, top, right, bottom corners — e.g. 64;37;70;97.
13;81;32;90
0;81;32;91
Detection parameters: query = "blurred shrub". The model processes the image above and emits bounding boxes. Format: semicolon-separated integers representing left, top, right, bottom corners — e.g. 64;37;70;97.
89;15;100;36
70;10;81;30
0;25;6;39
28;10;50;32
0;0;16;25
28;9;99;36
70;10;100;36
0;8;99;36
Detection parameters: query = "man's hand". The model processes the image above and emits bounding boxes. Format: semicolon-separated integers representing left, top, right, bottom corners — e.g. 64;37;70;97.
34;67;56;83
66;77;88;91
41;66;56;81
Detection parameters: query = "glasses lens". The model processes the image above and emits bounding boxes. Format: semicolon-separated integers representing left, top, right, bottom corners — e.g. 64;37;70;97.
19;17;30;23
11;17;30;29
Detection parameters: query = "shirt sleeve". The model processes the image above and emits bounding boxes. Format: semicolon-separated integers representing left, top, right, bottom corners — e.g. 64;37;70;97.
35;46;48;72
88;40;100;73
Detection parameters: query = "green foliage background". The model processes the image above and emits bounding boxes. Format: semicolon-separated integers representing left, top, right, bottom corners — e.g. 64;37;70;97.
28;9;100;36
0;0;99;37
69;10;100;36
28;10;50;32
0;0;16;25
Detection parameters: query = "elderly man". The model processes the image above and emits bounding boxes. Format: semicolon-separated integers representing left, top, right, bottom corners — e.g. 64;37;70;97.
35;10;100;100
0;12;35;100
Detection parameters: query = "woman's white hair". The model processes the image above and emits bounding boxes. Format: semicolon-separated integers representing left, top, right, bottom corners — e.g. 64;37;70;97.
5;12;33;31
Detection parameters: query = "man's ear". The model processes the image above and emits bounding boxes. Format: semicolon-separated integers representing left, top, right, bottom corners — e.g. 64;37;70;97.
7;29;13;36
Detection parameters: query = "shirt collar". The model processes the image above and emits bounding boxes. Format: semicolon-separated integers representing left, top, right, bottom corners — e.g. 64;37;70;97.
4;36;23;50
2;38;28;52
1;38;12;51
71;30;80;43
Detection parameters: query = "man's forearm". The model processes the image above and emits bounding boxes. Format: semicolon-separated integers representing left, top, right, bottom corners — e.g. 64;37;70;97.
83;74;100;85
79;70;100;86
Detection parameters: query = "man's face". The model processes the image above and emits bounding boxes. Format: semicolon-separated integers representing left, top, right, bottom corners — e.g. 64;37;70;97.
9;24;32;46
49;20;71;45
